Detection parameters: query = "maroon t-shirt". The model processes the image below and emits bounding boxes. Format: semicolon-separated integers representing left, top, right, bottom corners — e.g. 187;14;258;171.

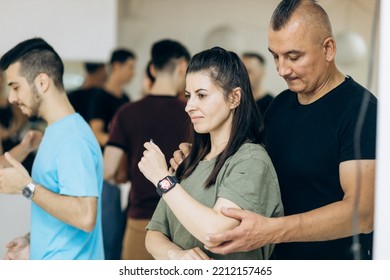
107;95;190;219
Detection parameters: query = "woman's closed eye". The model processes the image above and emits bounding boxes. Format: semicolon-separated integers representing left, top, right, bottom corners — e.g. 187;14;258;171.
197;93;207;99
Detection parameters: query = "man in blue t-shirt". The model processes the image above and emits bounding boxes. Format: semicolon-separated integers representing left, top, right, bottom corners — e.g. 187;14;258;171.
0;38;104;260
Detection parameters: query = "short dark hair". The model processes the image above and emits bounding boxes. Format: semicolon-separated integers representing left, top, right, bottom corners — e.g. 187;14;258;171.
110;49;136;65
84;62;105;74
151;39;191;73
242;52;266;65
0;37;64;90
176;46;263;188
271;0;332;41
271;0;304;31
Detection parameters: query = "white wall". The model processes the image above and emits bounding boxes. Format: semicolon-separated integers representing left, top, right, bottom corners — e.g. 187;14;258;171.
0;196;30;257
117;0;378;101
0;0;117;61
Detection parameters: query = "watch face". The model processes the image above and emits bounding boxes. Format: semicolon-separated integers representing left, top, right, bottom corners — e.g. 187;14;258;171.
159;178;172;191
157;176;178;196
23;187;33;198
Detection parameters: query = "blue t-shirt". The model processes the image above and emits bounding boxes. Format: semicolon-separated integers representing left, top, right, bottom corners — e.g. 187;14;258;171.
30;113;104;260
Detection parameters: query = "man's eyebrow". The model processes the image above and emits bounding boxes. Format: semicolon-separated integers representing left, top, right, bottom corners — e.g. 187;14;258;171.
285;50;304;55
268;48;304;56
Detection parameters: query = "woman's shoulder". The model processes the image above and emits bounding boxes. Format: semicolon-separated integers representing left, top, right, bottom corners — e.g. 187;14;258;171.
232;142;269;162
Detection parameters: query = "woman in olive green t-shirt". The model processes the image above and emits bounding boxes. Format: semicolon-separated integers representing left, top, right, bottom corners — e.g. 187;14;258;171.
139;47;283;260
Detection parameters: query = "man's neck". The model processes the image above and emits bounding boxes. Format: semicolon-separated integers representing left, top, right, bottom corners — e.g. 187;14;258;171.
252;86;266;100
104;76;125;97
297;69;345;105
149;78;177;97
41;90;75;125
82;78;101;89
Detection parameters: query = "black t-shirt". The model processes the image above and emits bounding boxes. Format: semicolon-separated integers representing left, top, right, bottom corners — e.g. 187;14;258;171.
0;105;17;151
68;87;100;122
88;88;130;133
264;76;377;260
255;93;274;117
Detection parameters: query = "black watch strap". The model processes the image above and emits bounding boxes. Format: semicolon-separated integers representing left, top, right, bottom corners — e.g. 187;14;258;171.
156;176;178;197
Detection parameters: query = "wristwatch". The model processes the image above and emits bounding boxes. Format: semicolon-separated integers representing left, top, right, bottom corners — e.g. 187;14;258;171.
22;182;38;200
156;176;178;196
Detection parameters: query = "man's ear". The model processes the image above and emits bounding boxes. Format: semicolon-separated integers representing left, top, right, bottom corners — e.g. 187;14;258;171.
149;63;156;78
34;73;50;93
229;87;241;109
176;59;188;76
323;37;337;62
111;61;122;73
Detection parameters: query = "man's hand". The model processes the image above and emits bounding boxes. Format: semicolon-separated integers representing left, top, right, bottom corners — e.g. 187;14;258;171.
3;236;30;260
204;207;276;255
0;152;32;194
168;142;191;173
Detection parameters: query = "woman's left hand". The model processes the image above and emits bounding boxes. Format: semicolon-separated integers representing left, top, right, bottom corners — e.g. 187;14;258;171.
138;141;169;186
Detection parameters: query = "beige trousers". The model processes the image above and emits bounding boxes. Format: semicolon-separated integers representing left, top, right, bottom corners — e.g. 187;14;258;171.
121;218;154;260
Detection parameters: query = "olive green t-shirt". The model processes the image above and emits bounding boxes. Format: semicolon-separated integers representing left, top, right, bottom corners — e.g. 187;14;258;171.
146;143;284;260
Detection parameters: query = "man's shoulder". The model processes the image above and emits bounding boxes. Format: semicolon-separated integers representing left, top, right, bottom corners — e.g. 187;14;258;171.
273;89;292;100
266;89;293;111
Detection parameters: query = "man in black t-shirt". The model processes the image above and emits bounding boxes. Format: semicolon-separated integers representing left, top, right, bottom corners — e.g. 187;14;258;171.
192;0;377;260
88;49;136;260
88;50;135;147
68;62;107;123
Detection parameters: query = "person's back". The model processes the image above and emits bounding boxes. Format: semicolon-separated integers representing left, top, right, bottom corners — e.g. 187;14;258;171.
110;96;189;218
104;39;191;259
68;62;107;123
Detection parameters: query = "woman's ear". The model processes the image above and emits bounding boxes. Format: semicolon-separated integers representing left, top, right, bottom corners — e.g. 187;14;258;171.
229;87;241;109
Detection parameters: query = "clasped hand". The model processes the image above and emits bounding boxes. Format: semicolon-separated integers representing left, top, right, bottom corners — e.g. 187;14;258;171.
138;141;170;186
0;152;32;194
